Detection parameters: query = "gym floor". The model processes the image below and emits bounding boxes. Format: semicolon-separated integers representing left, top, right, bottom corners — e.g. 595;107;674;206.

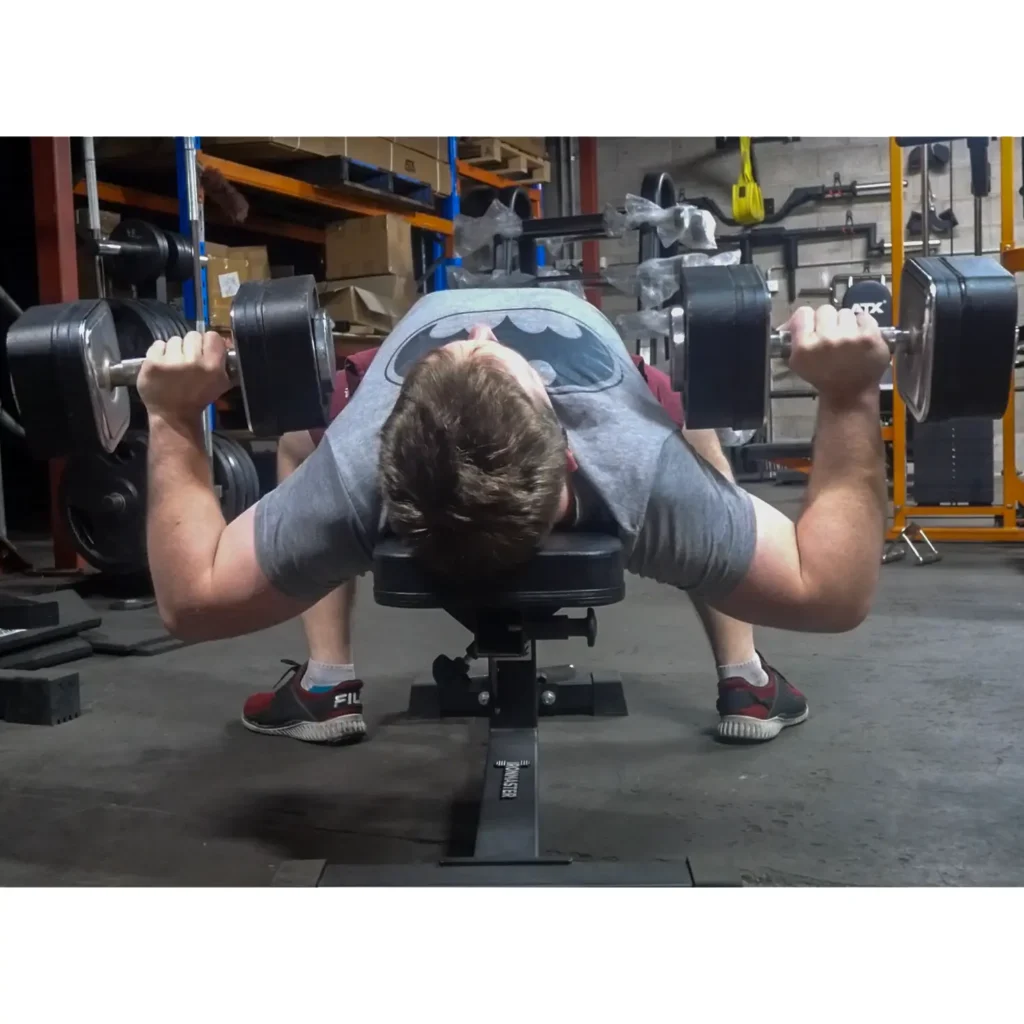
1;482;1022;887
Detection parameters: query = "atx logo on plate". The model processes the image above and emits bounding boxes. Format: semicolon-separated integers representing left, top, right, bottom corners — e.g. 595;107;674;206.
849;301;887;316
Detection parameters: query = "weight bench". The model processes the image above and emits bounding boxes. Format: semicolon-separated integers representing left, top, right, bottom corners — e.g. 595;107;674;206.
273;532;737;887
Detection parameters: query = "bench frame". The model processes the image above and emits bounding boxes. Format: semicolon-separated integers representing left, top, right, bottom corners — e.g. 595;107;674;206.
272;535;739;887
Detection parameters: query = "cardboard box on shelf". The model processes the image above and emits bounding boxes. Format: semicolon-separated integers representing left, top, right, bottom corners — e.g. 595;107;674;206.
229;245;270;282
391;143;435;185
203;138;347;162
75;207;121;238
344;138;393;169
318;285;398;335
390;138;444;161
205;243;270;327
318;274;418;317
325;215;413;280
391;145;449;196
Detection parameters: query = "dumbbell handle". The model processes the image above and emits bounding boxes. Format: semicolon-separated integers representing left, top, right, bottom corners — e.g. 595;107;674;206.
771;325;912;359
103;350;240;390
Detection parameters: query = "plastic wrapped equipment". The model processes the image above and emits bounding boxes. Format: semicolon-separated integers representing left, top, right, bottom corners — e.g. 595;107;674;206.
446;266;536;290
603;194;718;250
453;199;524;261
605;250;742;308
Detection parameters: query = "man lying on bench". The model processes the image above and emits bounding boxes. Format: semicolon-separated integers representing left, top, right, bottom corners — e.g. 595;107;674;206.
136;289;890;746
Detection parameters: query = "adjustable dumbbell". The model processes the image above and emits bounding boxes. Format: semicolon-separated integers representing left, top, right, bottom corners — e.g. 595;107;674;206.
668;255;1019;429
7;276;337;459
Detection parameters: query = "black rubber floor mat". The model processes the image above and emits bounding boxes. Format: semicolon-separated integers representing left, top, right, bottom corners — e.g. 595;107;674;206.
0;590;102;656
0;636;94;670
82;626;183;657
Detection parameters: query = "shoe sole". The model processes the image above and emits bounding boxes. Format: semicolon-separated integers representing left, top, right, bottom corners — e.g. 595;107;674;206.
717;706;809;742
241;713;367;745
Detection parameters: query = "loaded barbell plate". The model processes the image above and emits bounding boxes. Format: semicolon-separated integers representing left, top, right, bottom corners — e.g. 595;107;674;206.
216;433;261;514
162;230;195;282
677;263;772;430
898;255;1017;422
211;433;247;522
58;430;149;574
7;299;130;458
227;436;263;511
230;275;335;437
107;220;170;286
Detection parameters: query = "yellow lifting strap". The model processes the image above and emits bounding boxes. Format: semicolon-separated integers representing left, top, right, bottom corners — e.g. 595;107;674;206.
731;137;765;225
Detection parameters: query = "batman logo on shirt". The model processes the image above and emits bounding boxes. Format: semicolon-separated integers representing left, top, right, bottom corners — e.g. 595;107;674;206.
384;308;624;394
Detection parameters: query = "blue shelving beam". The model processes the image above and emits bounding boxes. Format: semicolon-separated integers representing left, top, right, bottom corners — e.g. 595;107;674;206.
175;136;215;437
432;136;461;292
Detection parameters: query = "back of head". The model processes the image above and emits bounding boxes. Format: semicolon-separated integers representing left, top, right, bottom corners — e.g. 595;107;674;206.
379;348;567;582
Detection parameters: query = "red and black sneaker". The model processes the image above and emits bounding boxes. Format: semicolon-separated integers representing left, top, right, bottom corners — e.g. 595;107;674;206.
241;660;367;745
716;656;808;742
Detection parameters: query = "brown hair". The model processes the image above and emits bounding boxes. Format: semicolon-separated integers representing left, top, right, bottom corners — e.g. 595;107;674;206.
379;348;567;581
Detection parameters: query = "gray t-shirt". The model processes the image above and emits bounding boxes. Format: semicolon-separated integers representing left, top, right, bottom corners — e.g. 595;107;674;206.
254;288;756;602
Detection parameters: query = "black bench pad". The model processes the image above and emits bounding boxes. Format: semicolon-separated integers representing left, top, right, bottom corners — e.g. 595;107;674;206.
373;533;625;610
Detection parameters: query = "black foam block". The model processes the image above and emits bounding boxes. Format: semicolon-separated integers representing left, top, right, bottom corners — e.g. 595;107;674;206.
0;667;81;726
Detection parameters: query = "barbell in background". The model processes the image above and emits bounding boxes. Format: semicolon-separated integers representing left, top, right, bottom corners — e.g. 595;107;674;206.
89;219;209;286
7;275;337;459
669;255;1019;430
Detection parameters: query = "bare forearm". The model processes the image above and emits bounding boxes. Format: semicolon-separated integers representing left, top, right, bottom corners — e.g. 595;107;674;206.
146;414;225;629
797;389;886;623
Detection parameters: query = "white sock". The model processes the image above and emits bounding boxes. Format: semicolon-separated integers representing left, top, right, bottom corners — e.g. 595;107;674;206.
302;659;357;692
717;656;769;687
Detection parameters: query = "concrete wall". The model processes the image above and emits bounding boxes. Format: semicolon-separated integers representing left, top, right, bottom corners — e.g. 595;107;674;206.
596;137;1024;455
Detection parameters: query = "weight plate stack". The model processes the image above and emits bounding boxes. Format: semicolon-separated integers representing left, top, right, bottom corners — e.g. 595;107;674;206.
8;299;130;458
59;430;150;574
679;263;772;431
162;230;196;282
211;434;247;522
107;220;170;286
230;276;331;436
898;255;1018;422
212;433;262;521
226;436;262;510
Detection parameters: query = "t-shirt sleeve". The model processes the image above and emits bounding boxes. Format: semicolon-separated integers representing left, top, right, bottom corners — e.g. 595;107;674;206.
253;438;375;602
627;434;757;599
